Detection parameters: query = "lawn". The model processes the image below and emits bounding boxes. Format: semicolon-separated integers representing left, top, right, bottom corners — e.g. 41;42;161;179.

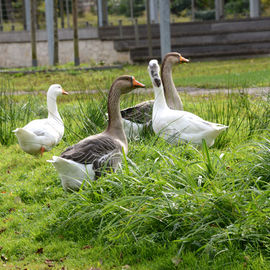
0;58;270;269
1;57;270;92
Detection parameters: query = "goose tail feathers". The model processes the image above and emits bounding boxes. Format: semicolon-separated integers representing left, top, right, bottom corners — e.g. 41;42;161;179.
13;128;36;138
47;156;94;192
214;124;228;131
47;156;73;167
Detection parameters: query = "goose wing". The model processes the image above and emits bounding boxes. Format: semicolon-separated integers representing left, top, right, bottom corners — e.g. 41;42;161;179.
23;119;48;136
159;110;227;145
163;111;217;134
24;119;61;145
60;135;123;175
121;100;154;124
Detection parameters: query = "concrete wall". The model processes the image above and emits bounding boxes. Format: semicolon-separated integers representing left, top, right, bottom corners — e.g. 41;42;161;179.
0;28;130;67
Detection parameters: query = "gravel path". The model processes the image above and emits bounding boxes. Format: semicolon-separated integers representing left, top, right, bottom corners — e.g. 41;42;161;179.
2;87;270;97
178;87;270;96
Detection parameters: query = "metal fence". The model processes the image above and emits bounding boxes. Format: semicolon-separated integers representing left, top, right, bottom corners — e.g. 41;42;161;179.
0;0;98;32
0;0;269;32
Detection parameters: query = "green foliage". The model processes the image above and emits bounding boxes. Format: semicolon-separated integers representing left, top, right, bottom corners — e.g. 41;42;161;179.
44;130;270;261
171;0;191;15
250;135;270;185
195;10;215;20
195;0;215;9
225;0;249;16
108;0;145;18
0;81;43;146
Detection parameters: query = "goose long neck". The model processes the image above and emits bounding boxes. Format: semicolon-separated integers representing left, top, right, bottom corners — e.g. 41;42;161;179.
153;83;168;112
161;61;183;110
106;82;127;144
47;94;61;121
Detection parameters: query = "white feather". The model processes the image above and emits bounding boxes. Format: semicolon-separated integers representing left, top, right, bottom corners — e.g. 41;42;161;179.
148;59;228;147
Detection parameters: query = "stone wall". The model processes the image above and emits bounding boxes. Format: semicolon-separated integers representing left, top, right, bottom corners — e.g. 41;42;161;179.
0;28;131;68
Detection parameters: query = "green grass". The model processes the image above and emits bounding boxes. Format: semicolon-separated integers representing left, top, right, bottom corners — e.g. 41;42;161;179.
1;57;270;93
0;58;270;269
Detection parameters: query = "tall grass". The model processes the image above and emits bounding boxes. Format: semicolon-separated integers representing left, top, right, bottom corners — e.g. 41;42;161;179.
0;81;44;146
36;90;270;262
184;90;269;148
43;135;270;261
250;134;270;186
61;91;108;144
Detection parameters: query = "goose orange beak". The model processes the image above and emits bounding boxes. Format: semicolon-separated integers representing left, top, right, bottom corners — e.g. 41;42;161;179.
62;89;69;95
132;77;145;88
180;55;189;63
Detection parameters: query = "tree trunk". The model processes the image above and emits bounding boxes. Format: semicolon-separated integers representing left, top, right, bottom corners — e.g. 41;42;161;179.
191;0;195;21
0;0;3;26
65;0;70;28
146;0;152;57
60;0;65;28
30;0;37;66
72;0;80;66
53;0;59;65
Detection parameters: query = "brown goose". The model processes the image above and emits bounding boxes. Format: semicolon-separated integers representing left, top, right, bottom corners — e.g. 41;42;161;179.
121;52;189;138
48;76;145;191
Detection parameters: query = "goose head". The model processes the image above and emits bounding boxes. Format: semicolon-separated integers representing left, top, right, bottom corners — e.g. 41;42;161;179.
112;75;145;94
148;59;161;88
47;84;68;99
163;52;189;65
106;75;145;140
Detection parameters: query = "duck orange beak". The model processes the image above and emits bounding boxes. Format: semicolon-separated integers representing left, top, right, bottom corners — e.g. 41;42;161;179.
180;55;189;63
62;89;69;95
132;77;145;88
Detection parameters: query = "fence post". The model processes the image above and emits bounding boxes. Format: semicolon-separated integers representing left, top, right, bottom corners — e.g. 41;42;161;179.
0;0;2;27
250;0;260;18
118;19;123;38
134;18;139;46
215;0;224;20
30;0;37;66
72;0;80;66
0;0;2;31
130;0;134;19
102;0;108;26
65;0;70;28
146;0;153;57
45;0;54;66
191;0;195;21
149;0;159;24
53;0;59;65
60;0;65;28
159;0;171;60
97;0;103;27
25;0;31;31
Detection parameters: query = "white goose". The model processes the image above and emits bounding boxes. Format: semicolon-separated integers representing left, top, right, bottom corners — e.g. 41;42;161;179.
148;60;228;147
13;84;68;155
120;52;189;139
48;76;145;192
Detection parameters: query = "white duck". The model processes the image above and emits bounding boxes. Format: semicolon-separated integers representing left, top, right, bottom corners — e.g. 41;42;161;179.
47;76;145;192
148;60;228;147
120;52;189;139
13;84;68;155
